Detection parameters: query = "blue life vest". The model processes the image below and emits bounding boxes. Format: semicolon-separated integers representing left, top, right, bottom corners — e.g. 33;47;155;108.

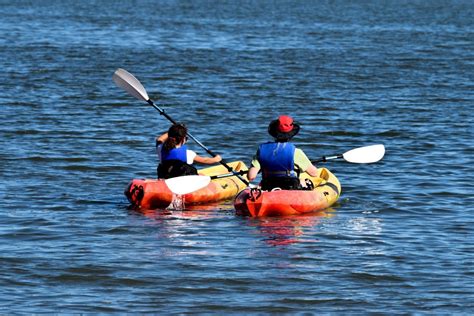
161;145;188;163
258;142;297;178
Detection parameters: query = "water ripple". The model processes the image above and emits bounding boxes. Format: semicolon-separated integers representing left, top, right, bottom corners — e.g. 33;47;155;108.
0;0;473;314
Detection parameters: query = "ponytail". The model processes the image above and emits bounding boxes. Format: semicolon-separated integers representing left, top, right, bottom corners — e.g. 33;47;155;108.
163;124;187;152
164;137;180;152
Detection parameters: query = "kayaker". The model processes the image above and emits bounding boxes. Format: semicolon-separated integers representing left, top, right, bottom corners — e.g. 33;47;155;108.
247;115;318;190
156;123;222;179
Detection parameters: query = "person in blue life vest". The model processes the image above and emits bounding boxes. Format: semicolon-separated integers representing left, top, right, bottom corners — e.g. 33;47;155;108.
247;115;318;190
156;123;222;179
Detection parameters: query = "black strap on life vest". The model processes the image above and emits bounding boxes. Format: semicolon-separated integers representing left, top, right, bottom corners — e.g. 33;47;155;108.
157;160;198;179
260;176;301;191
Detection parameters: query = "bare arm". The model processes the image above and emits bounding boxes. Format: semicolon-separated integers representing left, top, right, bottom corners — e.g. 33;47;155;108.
304;164;318;177
247;166;260;181
193;154;222;164
156;132;168;144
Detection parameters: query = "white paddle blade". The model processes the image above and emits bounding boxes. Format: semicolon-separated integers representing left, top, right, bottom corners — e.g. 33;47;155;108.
343;144;385;163
112;68;149;102
164;175;211;195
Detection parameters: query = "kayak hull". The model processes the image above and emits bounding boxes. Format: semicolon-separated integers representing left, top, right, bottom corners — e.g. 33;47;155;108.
125;161;248;209
234;168;341;217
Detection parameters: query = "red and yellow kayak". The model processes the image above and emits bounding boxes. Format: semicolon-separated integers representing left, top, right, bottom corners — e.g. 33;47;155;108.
125;161;248;209
234;168;341;217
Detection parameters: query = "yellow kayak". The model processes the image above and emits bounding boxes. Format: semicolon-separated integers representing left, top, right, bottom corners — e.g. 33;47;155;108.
125;161;248;209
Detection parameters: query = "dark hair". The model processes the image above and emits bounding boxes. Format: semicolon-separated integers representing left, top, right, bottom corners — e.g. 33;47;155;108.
163;124;187;152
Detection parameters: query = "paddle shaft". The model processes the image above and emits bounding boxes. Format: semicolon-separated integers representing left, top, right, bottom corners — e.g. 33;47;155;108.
148;100;213;156
168;143;385;194
312;154;343;164
167;144;385;195
146;99;249;185
210;170;247;180
113;68;249;185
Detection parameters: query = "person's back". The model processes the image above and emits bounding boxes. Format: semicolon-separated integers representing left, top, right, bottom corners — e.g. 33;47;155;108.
157;124;197;179
258;141;299;190
247;115;318;190
156;123;222;179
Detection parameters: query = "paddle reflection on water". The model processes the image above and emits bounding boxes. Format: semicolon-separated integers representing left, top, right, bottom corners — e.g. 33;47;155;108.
248;209;336;246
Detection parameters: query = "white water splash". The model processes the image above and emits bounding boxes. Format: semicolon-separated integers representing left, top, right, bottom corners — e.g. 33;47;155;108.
167;194;186;210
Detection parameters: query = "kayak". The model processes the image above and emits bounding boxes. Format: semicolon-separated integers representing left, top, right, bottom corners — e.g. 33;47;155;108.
234;168;341;217
125;161;248;209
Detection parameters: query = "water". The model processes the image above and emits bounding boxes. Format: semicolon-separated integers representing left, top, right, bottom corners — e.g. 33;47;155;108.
1;0;473;313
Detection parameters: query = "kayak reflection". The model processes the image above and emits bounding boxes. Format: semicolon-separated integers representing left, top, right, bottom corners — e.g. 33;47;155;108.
130;201;233;220
248;209;336;246
129;204;335;247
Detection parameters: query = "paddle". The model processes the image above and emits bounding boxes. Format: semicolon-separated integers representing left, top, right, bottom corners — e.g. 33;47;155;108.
165;144;385;194
112;68;249;185
165;170;248;195
311;144;385;164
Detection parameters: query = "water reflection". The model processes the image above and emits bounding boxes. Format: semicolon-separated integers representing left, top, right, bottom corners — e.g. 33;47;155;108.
132;206;219;220
347;217;383;236
343;216;386;259
132;204;336;247
248;209;336;246
129;197;237;221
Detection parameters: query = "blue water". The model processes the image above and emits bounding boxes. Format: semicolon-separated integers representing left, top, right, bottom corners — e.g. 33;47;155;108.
1;0;473;313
